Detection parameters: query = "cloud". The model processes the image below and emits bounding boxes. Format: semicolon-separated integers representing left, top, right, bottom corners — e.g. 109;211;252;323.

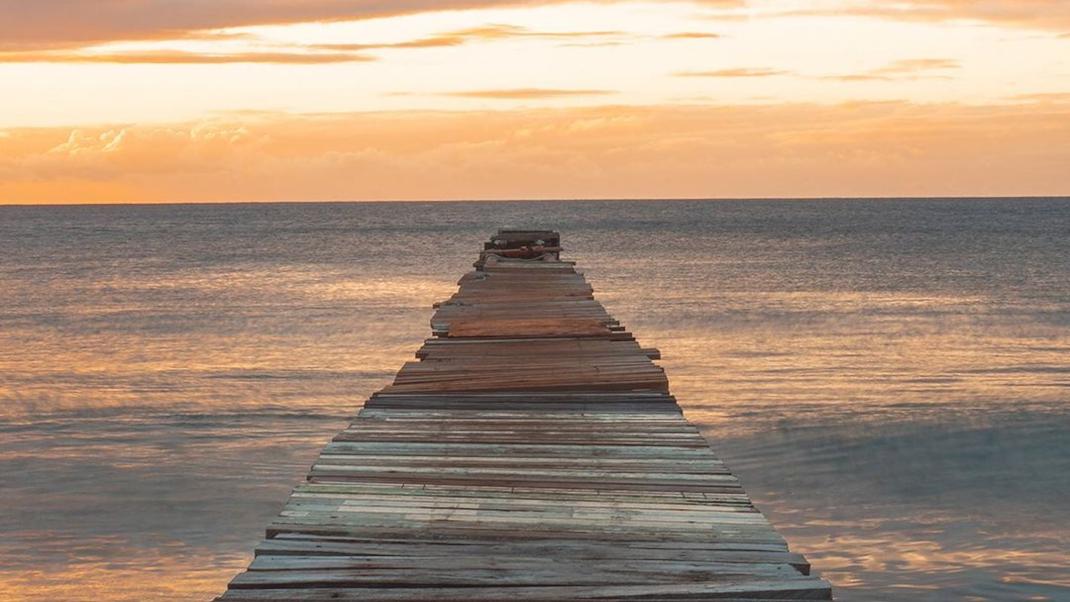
0;50;374;64
0;1;719;52
441;24;626;41
309;24;627;52
661;32;722;39
780;0;1070;31
0;1;524;50
675;68;790;78
1;0;1068;55
1013;92;1070;102
3;99;1068;204
444;88;617;99
892;0;1070;28
821;58;960;82
0;22;629;64
875;58;960;74
820;74;892;83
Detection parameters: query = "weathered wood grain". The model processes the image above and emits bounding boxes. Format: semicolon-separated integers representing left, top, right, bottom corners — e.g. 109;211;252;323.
215;229;832;601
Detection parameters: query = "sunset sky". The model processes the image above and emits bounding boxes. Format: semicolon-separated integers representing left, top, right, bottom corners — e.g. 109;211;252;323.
2;0;1069;203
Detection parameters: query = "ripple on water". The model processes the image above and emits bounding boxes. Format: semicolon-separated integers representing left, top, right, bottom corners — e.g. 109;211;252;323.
1;199;1068;600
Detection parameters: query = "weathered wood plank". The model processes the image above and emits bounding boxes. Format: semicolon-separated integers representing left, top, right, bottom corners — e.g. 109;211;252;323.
214;230;832;601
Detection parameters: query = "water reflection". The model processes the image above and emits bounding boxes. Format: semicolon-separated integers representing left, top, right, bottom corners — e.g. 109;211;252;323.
688;414;1070;601
1;199;1068;600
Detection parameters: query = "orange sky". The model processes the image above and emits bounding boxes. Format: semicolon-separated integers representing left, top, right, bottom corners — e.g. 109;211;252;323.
1;0;1069;203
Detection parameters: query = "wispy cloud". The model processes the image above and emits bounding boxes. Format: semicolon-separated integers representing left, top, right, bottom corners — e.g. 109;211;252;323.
661;32;722;39
0;50;375;64
447;24;626;41
0;22;629;64
1013;92;1070;102
675;67;790;78
775;1;1070;31
444;88;616;99
5;99;1068;204
821;58;960;81
0;1;666;52
2;0;1069;55
308;24;627;52
877;58;960;74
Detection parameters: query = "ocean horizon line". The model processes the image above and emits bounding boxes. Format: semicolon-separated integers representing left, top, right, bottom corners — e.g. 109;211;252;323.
3;195;1069;208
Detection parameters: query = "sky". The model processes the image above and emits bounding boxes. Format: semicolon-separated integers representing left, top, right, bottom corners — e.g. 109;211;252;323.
1;0;1069;203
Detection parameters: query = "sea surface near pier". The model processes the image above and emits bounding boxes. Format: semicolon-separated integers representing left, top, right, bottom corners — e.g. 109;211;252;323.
1;199;1068;601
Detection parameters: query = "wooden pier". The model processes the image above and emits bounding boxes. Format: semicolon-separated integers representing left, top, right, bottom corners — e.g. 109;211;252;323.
216;230;832;601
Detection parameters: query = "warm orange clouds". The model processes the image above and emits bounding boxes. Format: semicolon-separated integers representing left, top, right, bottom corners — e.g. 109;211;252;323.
446;88;616;99
874;59;959;74
816;0;1070;30
1;3;1066;203
316;24;627;50
3;100;1068;204
0;23;632;64
821;58;960;82
0;0;563;50
676;68;789;78
0;1;737;51
662;32;722;39
3;0;1069;56
0;50;375;64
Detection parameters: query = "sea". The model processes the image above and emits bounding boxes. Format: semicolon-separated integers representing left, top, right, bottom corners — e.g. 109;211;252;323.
1;199;1068;601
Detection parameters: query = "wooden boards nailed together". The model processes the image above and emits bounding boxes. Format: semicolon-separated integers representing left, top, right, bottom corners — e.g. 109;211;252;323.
216;229;832;601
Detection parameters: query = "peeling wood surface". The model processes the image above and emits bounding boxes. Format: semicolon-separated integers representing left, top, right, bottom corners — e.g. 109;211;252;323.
216;230;832;601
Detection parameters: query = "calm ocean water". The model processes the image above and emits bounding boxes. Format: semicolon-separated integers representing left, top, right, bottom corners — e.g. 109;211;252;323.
1;199;1068;601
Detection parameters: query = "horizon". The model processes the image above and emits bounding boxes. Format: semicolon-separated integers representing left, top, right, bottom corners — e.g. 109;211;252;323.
3;194;1070;208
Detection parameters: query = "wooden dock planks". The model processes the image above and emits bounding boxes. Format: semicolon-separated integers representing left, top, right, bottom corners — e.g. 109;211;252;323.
216;230;832;601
